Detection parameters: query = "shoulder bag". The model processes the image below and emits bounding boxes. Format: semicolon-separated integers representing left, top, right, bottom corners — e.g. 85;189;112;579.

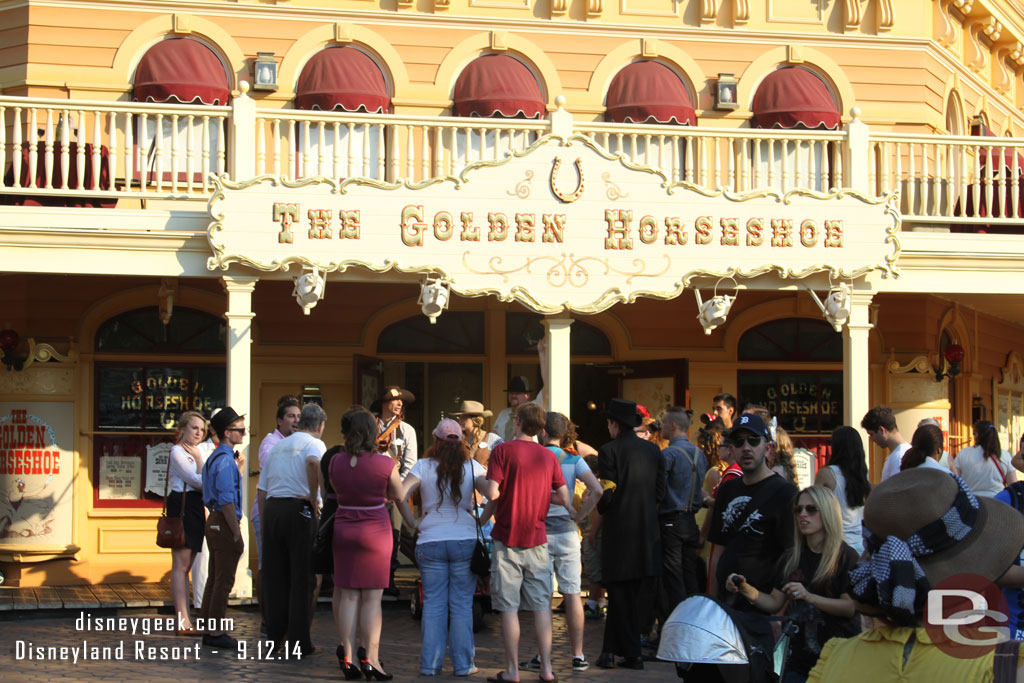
470;483;491;579
156;447;187;549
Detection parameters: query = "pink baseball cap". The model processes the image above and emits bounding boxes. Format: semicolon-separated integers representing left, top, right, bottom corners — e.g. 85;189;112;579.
433;418;463;441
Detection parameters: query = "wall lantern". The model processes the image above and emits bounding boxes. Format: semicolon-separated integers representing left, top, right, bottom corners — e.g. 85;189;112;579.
714;73;739;111
418;277;450;325
0;328;24;371
806;281;852;332
293;266;326;315
934;343;965;383
253;52;278;91
694;277;737;335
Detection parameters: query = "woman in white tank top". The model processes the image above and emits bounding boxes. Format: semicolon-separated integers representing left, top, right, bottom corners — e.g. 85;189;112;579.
814;426;871;553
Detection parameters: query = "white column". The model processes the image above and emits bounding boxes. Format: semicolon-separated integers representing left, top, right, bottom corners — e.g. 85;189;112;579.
843;290;874;463
223;275;257;598
541;316;573;415
844;107;871;194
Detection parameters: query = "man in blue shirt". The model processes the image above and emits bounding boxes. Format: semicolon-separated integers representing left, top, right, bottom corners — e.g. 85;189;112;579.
657;407;707;629
200;406;246;649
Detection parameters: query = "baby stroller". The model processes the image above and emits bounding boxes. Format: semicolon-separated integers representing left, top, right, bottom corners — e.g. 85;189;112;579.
657;594;799;683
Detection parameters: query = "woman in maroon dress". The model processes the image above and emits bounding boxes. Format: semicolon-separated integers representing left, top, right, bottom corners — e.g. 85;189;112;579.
331;411;413;681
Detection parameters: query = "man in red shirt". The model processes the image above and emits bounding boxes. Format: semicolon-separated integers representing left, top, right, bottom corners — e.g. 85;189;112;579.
480;402;569;683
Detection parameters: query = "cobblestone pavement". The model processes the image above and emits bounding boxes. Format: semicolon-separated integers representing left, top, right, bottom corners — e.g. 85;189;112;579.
0;602;683;682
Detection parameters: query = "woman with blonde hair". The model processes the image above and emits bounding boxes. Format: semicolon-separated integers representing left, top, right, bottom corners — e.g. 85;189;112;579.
726;486;859;682
771;427;799;487
167;410;209;635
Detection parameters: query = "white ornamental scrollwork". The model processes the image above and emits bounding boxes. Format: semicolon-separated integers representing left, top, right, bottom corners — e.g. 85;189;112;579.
507;169;534;198
461;252;671;288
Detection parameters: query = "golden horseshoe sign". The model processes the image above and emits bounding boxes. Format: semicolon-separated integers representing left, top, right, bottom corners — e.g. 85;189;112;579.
550;156;585;203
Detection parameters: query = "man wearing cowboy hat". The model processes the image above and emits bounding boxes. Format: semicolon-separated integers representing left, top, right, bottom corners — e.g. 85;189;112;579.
594;398;666;670
493;376;544;444
450;400;502;466
375;385;418;595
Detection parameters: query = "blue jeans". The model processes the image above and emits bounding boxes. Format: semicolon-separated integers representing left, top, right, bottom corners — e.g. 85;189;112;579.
416;539;477;675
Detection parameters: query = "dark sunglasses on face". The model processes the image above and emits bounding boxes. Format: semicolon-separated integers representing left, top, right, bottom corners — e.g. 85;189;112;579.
226;427;247;434
794;504;819;515
728;434;763;448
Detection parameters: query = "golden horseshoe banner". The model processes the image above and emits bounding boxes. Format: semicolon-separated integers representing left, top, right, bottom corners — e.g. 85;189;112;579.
208;135;899;315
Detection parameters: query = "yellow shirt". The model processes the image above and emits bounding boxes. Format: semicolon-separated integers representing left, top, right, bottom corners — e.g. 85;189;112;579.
807;627;1001;682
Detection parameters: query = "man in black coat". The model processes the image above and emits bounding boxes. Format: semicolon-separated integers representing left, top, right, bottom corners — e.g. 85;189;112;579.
595;398;666;670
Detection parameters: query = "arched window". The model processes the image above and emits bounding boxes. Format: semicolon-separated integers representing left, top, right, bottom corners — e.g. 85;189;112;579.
451;54;545;164
737;318;842;437
93;307;226;508
132;38;230;188
505;313;611;356
749;66;840;192
293;46;391;179
377;312;485;354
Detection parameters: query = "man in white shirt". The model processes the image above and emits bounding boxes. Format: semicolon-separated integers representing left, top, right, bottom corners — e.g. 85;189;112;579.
252;396;301;569
493;376;544;443
861;405;910;481
257;402;327;657
376;385;418;594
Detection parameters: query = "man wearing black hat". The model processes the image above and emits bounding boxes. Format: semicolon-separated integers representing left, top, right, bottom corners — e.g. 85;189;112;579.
594;398;666;670
707;412;798;604
199;407;246;649
493;376;543;444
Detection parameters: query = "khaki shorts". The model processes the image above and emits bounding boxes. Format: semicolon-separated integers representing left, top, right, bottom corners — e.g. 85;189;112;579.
490;540;552;612
547;530;582;595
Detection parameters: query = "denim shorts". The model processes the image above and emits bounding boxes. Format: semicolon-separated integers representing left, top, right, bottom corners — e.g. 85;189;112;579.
546;530;582;595
490;540;551;612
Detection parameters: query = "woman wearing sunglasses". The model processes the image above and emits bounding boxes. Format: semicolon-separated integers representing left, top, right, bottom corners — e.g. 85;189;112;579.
726;486;859;683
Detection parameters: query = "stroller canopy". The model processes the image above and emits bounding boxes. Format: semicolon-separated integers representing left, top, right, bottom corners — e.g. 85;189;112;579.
657;595;750;665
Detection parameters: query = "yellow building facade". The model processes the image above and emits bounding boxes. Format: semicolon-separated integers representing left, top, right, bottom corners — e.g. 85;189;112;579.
2;0;1024;590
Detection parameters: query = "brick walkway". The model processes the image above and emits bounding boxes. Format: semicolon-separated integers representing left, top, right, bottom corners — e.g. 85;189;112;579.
0;601;682;681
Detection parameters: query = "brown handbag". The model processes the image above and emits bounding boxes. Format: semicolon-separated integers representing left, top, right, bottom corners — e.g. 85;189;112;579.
157;446;188;549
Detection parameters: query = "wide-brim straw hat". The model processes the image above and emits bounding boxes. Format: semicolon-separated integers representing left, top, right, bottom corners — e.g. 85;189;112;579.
449;400;492;418
864;468;1024;585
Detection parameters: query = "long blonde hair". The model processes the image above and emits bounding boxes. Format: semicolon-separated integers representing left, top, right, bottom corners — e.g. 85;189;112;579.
781;486;845;589
175;410;208;443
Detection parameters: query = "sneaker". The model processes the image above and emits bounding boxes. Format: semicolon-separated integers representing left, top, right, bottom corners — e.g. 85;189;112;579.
202;633;238;649
572;656;590;672
520;654;542;671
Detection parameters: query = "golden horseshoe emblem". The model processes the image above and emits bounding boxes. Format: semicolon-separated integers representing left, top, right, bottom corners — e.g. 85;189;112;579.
550;156;584;203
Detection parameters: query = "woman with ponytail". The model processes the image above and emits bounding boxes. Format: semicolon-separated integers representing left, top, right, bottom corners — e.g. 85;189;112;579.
898;423;949;473
956;419;1016;496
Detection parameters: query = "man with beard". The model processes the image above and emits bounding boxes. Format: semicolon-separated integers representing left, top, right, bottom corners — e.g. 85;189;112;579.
492;376;542;444
707;413;798;604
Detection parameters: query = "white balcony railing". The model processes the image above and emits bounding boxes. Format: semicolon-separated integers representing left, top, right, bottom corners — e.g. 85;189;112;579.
871;132;1024;225
0;96;229;202
2;90;1023;233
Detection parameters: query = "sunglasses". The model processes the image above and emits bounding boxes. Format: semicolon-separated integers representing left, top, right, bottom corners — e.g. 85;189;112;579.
727;434;763;448
794;504;819;515
226;427;248;434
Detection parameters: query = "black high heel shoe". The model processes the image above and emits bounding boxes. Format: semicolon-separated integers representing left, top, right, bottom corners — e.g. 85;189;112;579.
361;661;393;681
337;646;363;680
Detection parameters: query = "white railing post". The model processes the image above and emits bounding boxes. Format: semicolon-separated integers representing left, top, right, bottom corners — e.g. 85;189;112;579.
844;106;870;194
229;81;256;180
549;95;572;138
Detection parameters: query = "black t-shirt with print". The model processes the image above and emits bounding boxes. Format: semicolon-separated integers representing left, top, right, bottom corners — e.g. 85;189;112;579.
776;543;860;674
709;473;798;601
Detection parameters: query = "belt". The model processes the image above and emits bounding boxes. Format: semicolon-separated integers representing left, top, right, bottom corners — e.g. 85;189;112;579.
268;496;309;502
338;503;386;510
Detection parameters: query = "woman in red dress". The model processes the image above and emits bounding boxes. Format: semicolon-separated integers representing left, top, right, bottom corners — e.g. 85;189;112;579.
331;411;413;681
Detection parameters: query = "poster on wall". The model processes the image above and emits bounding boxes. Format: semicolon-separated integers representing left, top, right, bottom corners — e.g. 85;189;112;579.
144;442;173;497
0;402;75;546
98;455;142;500
623;377;674;420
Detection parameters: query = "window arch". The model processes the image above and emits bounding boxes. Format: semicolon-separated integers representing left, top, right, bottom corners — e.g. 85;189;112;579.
377;312;485;355
738;318;841;362
751;65;840;130
945;91;964;135
95;307;225;353
452;53;546;119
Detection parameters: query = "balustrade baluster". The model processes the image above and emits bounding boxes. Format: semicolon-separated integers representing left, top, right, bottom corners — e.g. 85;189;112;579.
44;109;54;189
107;111;118;192
92;110;101;191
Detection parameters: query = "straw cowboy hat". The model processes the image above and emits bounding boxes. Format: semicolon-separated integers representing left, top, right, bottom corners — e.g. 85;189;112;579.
449;400;492;418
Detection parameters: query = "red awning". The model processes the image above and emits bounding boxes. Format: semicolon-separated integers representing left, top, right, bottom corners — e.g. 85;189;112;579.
751;67;840;130
606;61;696;125
133;38;230;106
453;54;545;118
296;47;390;113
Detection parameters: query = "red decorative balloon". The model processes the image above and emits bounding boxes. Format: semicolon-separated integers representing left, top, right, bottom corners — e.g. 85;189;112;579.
0;329;18;351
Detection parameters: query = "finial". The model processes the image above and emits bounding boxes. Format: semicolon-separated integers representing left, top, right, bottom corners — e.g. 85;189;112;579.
554;95;567;109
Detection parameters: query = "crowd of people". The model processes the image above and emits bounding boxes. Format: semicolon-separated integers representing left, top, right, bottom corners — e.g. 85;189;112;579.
162;383;1024;682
